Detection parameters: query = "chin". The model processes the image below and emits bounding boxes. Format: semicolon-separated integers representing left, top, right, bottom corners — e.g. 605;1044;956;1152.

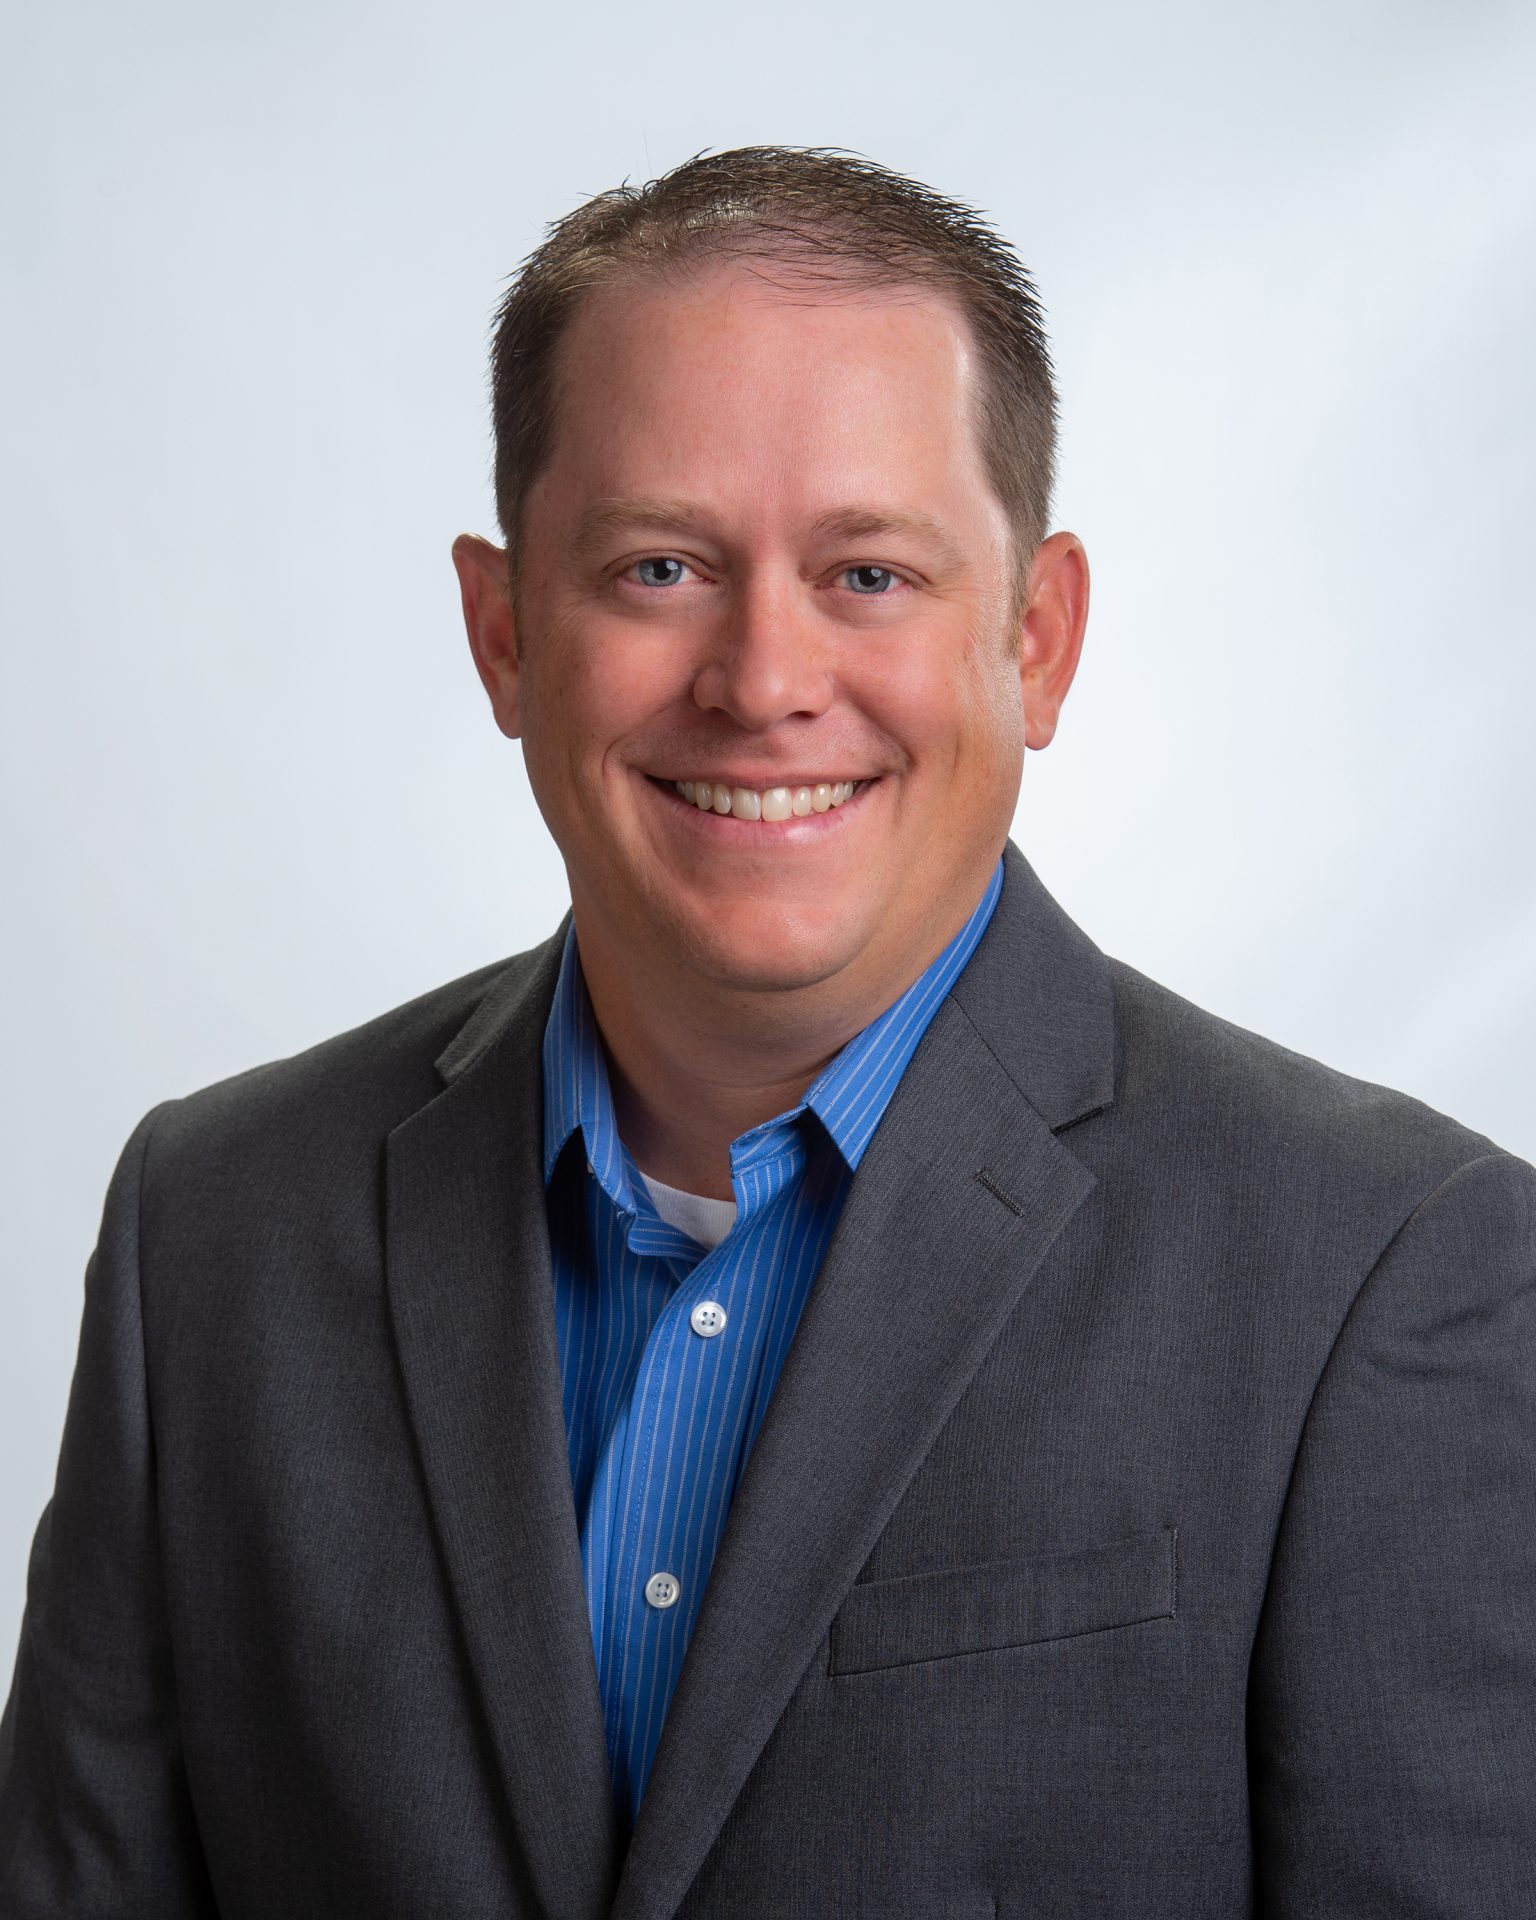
673;905;866;998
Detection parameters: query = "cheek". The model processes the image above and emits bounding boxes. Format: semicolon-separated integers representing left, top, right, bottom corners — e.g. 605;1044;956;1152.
967;654;1028;767
950;621;1027;761
854;632;1024;773
520;613;687;767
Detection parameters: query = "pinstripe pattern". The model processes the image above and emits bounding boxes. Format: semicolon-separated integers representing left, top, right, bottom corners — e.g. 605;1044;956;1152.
541;859;1003;1828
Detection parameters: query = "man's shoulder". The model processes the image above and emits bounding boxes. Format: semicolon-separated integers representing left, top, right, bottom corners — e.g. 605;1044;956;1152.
142;938;554;1173
1099;954;1529;1226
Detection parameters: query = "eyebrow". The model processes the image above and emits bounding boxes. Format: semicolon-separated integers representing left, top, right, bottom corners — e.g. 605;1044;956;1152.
567;496;966;570
809;507;966;571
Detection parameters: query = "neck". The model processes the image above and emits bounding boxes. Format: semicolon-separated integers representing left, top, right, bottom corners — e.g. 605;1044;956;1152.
571;887;985;1202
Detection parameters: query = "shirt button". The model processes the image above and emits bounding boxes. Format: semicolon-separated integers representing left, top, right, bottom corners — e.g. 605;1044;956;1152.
645;1571;680;1610
690;1299;727;1338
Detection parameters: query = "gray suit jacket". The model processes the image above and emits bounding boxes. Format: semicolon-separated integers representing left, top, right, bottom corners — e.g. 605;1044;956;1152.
3;842;1534;1918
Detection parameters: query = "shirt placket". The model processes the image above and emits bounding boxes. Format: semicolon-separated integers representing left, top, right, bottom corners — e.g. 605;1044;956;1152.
599;1120;806;1808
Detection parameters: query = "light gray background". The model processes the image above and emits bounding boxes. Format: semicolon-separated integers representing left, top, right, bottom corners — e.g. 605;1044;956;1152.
3;0;1533;1662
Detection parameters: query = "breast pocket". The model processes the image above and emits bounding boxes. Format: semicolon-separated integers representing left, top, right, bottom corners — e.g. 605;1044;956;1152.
828;1526;1177;1676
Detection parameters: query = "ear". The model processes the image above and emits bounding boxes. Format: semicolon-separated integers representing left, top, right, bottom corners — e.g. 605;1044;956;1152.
452;533;522;740
1016;530;1090;751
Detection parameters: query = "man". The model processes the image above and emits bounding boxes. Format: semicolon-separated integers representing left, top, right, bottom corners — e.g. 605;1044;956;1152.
1;144;1532;1919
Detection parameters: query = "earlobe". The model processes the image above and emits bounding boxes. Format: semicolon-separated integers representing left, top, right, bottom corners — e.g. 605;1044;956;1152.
451;533;523;740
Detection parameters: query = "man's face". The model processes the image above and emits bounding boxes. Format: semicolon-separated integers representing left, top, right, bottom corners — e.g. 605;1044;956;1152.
467;261;1083;1005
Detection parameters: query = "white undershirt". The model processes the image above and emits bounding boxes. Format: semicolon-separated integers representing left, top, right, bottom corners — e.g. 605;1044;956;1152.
638;1171;738;1250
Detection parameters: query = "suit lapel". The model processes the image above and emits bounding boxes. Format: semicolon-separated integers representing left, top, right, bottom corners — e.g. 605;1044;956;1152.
384;922;624;1920
610;844;1117;1920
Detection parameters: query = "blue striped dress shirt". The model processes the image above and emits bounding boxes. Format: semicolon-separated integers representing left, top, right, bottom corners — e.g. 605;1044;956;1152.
540;857;1003;1829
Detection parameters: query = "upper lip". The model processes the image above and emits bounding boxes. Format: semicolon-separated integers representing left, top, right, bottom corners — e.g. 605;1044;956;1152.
649;771;875;787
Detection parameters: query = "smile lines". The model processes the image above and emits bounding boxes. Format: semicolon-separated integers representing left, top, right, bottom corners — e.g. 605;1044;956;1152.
672;779;859;821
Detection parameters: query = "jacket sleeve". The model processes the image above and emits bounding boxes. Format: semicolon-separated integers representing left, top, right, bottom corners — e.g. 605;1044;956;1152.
1248;1147;1536;1916
0;1101;217;1917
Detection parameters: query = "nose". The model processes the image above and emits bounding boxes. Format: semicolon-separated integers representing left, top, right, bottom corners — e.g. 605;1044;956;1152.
690;572;835;731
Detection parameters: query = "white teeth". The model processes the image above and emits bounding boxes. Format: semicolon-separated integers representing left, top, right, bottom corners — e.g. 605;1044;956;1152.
670;777;862;820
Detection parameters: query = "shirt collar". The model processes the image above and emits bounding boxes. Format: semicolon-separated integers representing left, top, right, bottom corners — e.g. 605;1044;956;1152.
541;921;632;1203
799;857;1002;1169
541;856;1004;1191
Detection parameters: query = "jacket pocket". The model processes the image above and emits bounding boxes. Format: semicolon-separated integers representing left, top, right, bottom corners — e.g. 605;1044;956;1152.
828;1526;1177;1676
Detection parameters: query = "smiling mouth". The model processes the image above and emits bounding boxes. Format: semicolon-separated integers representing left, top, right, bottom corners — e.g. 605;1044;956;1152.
664;778;863;822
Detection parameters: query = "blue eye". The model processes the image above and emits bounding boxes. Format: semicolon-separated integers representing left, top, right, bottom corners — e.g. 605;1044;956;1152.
844;565;898;594
632;557;689;588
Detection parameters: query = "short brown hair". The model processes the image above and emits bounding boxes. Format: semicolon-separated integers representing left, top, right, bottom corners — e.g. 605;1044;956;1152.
489;144;1058;608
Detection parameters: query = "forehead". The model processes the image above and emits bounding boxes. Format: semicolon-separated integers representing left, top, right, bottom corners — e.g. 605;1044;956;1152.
537;259;991;521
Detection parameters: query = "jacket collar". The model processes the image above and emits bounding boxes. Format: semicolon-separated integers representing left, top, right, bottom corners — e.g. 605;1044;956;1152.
948;838;1116;1132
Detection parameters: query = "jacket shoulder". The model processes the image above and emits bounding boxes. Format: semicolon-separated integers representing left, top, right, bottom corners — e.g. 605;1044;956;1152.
1101;955;1524;1230
145;938;554;1170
